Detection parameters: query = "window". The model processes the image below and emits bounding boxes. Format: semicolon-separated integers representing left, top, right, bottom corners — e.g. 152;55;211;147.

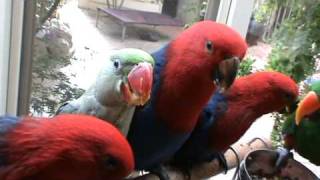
0;1;11;114
0;0;24;115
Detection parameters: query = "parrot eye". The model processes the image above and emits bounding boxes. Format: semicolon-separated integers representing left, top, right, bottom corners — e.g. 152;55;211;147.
205;40;214;54
283;92;293;101
113;60;121;69
103;156;118;170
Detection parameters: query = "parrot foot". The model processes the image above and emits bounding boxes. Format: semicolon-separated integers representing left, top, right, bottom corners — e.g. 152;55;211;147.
215;152;229;174
175;166;192;180
149;165;170;180
275;147;293;170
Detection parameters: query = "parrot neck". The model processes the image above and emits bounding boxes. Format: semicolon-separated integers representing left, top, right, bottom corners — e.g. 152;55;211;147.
155;44;215;133
209;87;285;152
94;77;126;106
209;102;266;152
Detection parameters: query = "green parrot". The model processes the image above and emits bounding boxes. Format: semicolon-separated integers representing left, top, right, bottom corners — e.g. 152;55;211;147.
56;48;154;136
282;80;320;165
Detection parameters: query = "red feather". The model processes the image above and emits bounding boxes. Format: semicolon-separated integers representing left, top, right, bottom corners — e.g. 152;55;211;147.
1;114;134;180
156;21;248;133
208;71;298;152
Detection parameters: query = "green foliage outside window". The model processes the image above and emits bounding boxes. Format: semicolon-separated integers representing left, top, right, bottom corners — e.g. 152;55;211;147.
267;0;320;82
256;0;320;147
237;57;254;77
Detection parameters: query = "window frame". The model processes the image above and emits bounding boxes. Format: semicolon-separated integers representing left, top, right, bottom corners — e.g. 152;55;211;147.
0;0;35;116
0;0;14;115
17;0;36;115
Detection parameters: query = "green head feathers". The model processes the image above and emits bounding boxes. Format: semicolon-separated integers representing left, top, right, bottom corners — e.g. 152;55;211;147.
111;48;154;66
110;48;154;76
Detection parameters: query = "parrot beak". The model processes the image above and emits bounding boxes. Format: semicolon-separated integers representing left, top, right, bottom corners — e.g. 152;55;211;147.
212;56;240;92
121;62;153;106
295;91;320;125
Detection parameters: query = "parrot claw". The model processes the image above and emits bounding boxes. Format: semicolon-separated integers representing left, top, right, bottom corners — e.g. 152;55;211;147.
182;169;191;180
275;147;293;170
149;165;170;180
175;166;191;180
215;152;229;174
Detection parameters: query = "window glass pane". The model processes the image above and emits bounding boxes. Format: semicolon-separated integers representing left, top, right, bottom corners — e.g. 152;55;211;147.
29;0;189;116
20;0;320;179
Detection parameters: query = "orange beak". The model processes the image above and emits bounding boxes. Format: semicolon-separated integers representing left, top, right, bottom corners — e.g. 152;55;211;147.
295;91;320;125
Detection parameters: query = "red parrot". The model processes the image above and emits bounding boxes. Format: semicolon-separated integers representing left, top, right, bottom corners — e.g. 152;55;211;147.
0;114;134;180
209;71;298;151
127;20;248;179
172;71;298;173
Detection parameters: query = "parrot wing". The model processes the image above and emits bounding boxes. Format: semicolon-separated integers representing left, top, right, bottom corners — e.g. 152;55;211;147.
172;91;228;169
0;116;21;166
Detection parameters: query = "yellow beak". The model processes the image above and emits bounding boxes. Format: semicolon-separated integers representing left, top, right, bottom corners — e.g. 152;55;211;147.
295;91;320;125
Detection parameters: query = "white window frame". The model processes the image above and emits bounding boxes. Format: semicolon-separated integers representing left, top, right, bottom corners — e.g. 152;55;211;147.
0;0;26;115
208;0;254;38
226;0;255;38
0;0;13;115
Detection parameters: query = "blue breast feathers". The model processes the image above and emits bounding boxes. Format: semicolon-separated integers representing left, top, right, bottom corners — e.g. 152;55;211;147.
173;90;228;166
127;45;191;170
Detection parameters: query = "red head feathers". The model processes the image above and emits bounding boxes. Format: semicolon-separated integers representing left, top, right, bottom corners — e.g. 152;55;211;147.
209;71;298;151
156;20;248;132
0;114;134;180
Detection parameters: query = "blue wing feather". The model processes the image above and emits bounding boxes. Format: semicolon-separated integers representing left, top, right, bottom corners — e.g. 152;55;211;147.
128;45;191;170
0;116;21;166
0;116;21;136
